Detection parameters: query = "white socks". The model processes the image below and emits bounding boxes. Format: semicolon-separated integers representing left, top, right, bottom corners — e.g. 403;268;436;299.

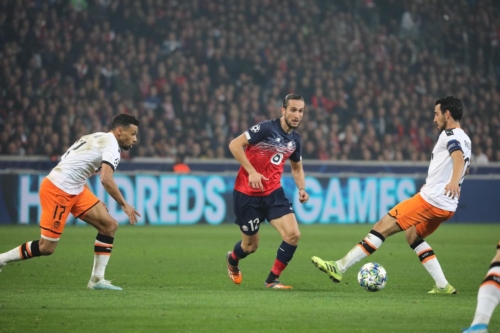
411;240;448;288
337;230;385;273
470;263;500;327
0;247;22;263
91;234;114;282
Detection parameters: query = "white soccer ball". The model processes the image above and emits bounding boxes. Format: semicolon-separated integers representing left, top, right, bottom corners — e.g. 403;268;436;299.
357;262;387;292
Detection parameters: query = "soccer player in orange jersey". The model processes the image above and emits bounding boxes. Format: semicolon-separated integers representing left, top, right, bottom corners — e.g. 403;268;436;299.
312;96;471;294
0;114;140;290
462;242;500;333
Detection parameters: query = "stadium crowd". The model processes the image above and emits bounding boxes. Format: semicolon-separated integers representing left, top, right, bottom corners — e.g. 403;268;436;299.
0;0;499;163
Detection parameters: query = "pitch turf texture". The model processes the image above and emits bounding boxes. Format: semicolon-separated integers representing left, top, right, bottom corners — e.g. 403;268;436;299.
0;224;497;333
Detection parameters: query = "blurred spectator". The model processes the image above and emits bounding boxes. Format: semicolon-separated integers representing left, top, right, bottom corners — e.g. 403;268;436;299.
172;154;191;173
473;147;489;165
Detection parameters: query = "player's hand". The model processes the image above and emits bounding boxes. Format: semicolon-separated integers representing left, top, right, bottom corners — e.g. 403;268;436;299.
248;172;269;192
298;188;309;203
122;203;141;224
444;182;460;199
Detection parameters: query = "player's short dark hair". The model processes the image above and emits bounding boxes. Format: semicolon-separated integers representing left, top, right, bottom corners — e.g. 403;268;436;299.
282;93;305;108
435;96;463;121
110;113;140;130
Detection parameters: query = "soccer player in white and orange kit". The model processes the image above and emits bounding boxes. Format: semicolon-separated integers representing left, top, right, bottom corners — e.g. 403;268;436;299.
0;114;141;290
312;96;471;294
463;242;500;333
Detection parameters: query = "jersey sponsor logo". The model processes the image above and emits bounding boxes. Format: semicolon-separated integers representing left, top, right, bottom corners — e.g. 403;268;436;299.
271;153;284;165
250;125;260;133
445;129;454;136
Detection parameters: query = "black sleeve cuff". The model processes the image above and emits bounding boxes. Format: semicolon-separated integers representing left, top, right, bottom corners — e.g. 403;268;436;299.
102;161;115;172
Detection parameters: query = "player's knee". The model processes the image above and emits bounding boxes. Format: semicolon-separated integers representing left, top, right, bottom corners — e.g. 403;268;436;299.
39;244;55;256
405;227;420;245
100;217;118;235
247;243;259;253
38;239;57;255
242;241;258;253
284;230;301;245
372;220;386;233
373;216;400;238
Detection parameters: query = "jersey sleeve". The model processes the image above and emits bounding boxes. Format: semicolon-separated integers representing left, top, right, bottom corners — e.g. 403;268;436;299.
444;129;463;155
244;121;273;145
101;136;121;171
289;134;302;162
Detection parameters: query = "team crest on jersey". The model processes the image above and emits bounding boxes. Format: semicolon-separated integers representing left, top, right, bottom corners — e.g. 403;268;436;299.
287;141;295;149
250;125;260;133
53;221;60;229
242;225;248;231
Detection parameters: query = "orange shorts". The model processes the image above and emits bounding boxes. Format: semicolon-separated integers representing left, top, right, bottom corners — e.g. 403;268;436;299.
388;193;454;238
39;178;100;240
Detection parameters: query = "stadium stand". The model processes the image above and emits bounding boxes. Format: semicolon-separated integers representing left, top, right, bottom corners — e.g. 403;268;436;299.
0;0;499;163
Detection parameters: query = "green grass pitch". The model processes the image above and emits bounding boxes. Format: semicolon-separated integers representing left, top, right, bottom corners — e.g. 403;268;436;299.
0;223;498;333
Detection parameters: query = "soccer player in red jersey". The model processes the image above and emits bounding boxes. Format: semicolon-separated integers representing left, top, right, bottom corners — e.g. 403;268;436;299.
225;93;309;289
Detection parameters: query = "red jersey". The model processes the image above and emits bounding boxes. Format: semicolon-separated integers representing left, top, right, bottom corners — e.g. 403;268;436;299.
234;119;302;196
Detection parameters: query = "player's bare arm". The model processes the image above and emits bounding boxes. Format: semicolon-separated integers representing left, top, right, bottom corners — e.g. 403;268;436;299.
444;149;466;199
229;133;268;192
290;160;308;204
100;163;140;224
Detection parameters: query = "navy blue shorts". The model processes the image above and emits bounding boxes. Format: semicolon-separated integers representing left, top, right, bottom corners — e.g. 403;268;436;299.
233;187;293;235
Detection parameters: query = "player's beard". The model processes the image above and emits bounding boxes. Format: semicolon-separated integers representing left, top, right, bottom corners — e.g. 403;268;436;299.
119;144;133;151
436;120;446;132
285;117;299;129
